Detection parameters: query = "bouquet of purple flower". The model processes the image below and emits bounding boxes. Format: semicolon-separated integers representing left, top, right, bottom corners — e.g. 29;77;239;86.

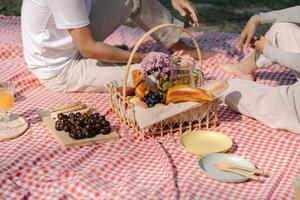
140;53;177;92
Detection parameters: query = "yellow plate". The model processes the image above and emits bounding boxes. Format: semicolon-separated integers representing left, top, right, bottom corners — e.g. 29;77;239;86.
178;131;233;156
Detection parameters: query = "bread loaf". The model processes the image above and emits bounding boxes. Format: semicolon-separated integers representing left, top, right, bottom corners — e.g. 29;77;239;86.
166;85;213;104
132;70;146;98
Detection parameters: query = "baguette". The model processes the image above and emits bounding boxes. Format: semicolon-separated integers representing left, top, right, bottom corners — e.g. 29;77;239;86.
166;85;213;104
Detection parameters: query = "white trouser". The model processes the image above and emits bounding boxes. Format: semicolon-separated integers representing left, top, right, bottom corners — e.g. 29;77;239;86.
222;23;300;134
256;22;300;80
40;0;183;92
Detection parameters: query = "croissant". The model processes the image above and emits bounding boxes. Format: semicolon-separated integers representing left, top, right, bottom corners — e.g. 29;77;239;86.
132;70;146;99
166;85;213;104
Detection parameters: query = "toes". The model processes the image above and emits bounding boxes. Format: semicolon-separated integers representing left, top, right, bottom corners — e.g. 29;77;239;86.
219;63;235;73
219;63;255;81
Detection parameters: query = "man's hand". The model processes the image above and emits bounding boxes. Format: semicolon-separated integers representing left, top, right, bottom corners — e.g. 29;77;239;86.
239;15;261;52
254;36;270;54
171;0;199;26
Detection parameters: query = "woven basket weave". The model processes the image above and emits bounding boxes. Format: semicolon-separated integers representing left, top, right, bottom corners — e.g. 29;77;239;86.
108;23;219;140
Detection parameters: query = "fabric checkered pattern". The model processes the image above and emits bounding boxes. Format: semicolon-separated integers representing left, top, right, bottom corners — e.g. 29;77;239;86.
0;16;299;200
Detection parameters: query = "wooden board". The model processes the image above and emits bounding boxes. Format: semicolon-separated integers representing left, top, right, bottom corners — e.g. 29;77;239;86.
41;109;119;147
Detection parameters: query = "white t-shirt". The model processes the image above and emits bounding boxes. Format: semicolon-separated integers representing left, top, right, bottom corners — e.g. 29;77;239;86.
21;0;91;79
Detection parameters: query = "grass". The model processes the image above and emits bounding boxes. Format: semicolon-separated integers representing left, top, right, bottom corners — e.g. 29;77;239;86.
0;0;299;32
160;0;299;32
0;0;21;16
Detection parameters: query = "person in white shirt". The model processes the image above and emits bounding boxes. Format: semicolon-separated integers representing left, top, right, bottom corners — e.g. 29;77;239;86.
21;0;208;92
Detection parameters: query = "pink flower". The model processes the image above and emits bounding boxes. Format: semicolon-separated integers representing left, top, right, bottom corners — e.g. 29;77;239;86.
140;53;174;80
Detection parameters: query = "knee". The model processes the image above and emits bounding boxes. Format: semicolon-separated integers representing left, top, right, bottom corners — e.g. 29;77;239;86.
264;22;300;47
272;22;298;32
266;22;299;38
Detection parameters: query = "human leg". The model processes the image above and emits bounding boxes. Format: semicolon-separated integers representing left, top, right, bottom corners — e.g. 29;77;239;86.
221;79;300;134
131;0;183;48
65;57;140;92
89;0;139;42
89;0;184;46
266;22;300;80
131;0;215;60
40;53;139;92
220;22;300;80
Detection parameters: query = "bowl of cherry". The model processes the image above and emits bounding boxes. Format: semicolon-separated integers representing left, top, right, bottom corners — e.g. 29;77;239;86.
55;112;112;140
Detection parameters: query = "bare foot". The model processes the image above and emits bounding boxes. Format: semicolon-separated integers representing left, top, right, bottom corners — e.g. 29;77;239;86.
220;63;255;81
169;39;217;60
178;49;218;60
220;53;257;81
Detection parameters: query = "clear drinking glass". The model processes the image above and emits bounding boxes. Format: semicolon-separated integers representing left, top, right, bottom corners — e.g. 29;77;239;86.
0;81;15;132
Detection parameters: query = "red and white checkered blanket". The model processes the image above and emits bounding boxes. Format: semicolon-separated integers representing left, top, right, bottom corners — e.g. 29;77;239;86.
0;16;299;200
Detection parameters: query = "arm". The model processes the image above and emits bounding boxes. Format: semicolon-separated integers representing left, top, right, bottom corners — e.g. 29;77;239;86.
260;6;300;24
46;0;146;63
239;6;300;51
68;26;146;63
239;15;261;51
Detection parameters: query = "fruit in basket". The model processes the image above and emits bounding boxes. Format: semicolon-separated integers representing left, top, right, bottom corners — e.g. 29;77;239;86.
166;85;213;104
135;83;146;99
149;85;159;93
142;92;165;108
54;112;112;139
117;87;135;97
129;97;148;108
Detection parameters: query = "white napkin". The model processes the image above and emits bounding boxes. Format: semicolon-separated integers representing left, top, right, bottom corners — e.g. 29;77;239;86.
134;102;202;128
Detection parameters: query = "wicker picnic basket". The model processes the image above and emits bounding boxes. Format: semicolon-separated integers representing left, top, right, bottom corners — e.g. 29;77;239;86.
107;24;220;139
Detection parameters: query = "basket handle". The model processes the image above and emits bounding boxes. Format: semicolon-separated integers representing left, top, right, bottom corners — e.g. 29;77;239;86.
123;23;202;105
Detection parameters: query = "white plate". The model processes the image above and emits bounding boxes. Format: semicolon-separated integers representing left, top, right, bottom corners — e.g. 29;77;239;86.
0;113;28;141
198;153;256;183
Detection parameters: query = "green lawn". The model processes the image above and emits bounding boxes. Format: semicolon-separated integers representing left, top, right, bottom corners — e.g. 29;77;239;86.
160;0;299;32
0;0;298;32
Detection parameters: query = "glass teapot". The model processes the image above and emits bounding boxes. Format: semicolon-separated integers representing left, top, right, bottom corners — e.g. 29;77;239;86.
171;55;203;87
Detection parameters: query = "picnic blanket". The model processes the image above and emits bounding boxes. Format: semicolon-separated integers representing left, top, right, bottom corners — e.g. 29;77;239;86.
0;16;299;200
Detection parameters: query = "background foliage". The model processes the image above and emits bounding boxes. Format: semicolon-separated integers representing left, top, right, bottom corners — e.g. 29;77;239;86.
0;0;299;32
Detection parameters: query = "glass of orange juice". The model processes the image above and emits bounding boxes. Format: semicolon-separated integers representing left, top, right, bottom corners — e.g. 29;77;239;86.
0;81;15;131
